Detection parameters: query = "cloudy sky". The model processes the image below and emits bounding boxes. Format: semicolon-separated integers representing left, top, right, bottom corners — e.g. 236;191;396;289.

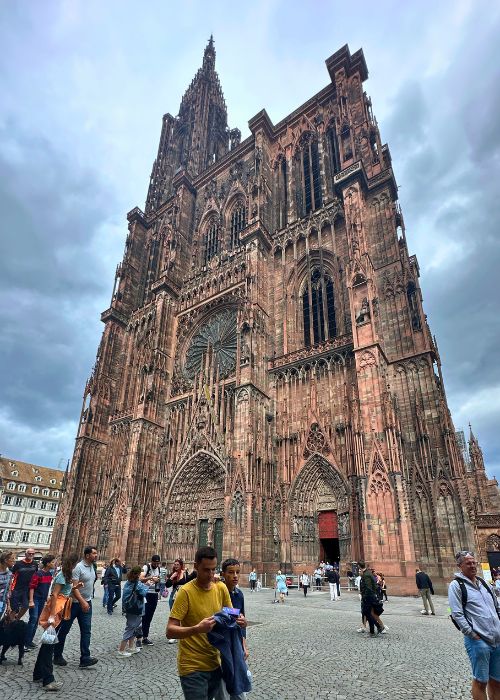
1;0;499;480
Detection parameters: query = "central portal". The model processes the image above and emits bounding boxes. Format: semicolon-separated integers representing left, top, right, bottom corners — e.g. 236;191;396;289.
198;517;224;563
318;510;340;564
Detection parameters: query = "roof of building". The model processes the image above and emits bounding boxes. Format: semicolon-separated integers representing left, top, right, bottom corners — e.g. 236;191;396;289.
0;456;64;490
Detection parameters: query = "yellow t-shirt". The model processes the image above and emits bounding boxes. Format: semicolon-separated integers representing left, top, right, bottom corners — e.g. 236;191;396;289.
170;579;232;676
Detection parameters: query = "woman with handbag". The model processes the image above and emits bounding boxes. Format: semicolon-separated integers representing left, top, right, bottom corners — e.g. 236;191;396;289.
33;553;79;691
164;558;196;644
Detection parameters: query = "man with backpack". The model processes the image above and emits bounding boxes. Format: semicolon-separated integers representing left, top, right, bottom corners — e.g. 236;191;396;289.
449;550;500;700
141;554;161;645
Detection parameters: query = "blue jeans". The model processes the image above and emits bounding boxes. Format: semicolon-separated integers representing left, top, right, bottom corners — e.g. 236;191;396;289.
179;668;222;700
102;585;108;607
25;598;45;645
54;600;93;663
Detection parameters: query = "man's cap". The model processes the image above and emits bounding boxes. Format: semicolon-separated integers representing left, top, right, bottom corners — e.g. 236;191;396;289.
151;554;161;561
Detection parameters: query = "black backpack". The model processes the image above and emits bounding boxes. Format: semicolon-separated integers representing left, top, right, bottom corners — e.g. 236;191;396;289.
122;582;144;616
450;576;499;631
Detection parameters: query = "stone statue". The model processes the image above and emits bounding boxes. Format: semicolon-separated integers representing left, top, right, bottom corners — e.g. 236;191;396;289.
356;298;370;324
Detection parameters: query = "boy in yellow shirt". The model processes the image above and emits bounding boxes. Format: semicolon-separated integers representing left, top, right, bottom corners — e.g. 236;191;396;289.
167;546;231;700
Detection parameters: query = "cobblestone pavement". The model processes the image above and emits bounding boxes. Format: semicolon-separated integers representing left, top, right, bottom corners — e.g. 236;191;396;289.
2;586;473;699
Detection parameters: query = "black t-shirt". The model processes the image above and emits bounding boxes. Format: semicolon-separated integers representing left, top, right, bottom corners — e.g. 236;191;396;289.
12;559;38;593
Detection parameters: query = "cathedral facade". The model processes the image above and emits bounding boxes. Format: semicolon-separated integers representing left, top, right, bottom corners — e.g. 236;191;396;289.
53;42;500;592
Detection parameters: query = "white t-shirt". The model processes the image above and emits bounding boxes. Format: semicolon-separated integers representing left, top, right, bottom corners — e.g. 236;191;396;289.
355;575;362;590
300;574;310;587
142;564;161;593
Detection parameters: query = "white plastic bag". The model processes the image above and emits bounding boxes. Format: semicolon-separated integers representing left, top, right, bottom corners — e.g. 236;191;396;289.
40;624;58;645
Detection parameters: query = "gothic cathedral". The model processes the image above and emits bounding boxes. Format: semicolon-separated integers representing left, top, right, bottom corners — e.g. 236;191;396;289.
53;42;500;591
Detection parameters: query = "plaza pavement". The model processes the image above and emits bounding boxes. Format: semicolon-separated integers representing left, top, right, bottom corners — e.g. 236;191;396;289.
2;585;473;699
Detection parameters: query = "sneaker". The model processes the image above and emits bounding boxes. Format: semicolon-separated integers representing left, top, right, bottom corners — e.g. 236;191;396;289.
26;642;37;649
44;681;63;691
135;641;143;649
380;627;389;634
117;650;132;657
79;657;98;668
127;647;141;654
421;610;429;615
24;646;33;652
431;612;435;616
369;632;378;637
168;638;176;644
53;657;67;666
142;638;154;646
356;627;366;633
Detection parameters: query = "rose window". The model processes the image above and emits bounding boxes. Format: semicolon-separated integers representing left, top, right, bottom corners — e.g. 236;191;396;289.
184;309;237;379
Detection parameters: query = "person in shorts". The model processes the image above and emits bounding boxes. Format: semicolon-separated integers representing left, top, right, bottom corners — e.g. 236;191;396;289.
449;551;500;700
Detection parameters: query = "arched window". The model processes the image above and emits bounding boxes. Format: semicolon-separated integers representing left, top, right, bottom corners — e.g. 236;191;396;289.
204;219;219;265
341;124;352;161
229;203;246;249
301;137;322;215
302;267;337;346
276;157;288;229
327;125;341;176
407;282;421;331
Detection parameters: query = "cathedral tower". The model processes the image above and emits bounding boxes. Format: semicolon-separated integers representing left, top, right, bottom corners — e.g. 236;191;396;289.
53;42;499;592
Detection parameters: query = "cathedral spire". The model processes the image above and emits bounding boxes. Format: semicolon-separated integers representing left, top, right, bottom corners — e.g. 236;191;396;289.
145;36;229;213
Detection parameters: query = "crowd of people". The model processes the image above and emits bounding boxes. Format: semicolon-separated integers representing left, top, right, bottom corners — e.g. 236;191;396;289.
1;546;500;699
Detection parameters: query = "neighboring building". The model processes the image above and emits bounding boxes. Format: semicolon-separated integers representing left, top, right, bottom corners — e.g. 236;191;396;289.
53;41;500;592
0;457;63;558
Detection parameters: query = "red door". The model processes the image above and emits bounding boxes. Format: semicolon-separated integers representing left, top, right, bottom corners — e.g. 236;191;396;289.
318;510;338;539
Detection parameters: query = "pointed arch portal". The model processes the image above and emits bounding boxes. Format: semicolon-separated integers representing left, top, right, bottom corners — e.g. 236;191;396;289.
289;454;351;566
163;450;226;564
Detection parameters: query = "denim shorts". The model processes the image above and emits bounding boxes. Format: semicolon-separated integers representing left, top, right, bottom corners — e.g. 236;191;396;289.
464;636;500;683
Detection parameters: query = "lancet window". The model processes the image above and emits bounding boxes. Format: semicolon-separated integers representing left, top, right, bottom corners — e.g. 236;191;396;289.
276;157;288;229
301;137;322;215
302;267;337;347
327;124;341;176
229;202;246;249
204;219;220;265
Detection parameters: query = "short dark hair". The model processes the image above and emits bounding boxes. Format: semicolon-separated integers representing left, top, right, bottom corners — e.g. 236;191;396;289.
221;558;239;572
358;561;366;569
195;546;217;564
42;555;56;568
83;546;97;557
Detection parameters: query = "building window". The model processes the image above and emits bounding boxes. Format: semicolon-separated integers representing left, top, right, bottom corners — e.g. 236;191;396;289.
7;531;15;542
29;499;37;509
18;484;26;492
302;267;337;347
204;219;219;265
50;479;56;485
37;516;44;526
327;125;341;176
25;515;33;525
42;489;49;496
50;503;58;512
0;511;8;523
32;487;39;494
40;502;47;510
47;518;55;527
3;495;12;505
21;532;30;543
10;512;20;524
0;530;4;541
300;135;322;216
14;497;23;507
11;470;19;476
35;476;42;482
229;203;246;249
276;157;288;229
52;491;59;498
7;482;15;490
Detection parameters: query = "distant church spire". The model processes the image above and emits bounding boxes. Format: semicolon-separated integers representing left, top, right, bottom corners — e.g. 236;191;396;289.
146;37;229;213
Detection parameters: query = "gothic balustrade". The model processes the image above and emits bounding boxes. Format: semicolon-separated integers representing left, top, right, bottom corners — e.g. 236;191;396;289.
269;333;353;372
